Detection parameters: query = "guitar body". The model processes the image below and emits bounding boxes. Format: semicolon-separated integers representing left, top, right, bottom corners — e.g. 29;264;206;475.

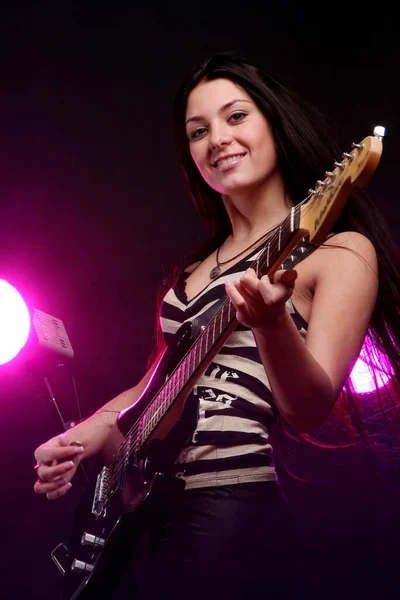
63;470;184;600
63;321;200;600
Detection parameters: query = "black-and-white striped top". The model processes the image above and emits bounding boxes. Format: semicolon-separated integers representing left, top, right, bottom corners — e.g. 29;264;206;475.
159;241;312;490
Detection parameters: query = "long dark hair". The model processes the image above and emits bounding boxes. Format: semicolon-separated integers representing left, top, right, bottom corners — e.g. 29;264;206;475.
167;51;400;452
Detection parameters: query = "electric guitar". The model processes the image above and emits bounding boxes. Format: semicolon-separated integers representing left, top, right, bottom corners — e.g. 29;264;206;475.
55;128;384;600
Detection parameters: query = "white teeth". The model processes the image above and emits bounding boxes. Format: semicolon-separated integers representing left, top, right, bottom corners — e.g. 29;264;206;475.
216;154;244;167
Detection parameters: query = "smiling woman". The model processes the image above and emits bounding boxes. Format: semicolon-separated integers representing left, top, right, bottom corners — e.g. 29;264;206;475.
186;80;281;199
33;51;400;600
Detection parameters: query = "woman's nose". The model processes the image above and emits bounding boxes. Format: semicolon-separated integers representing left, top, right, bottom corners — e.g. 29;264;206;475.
209;124;233;149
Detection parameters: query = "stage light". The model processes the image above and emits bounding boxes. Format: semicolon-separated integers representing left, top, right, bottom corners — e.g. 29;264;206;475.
0;279;31;365
349;336;392;394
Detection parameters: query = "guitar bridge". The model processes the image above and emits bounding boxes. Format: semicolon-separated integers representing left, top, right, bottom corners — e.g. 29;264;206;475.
92;465;111;517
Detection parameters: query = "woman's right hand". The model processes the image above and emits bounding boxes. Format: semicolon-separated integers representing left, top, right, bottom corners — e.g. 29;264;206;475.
33;435;85;500
33;411;116;500
33;370;157;501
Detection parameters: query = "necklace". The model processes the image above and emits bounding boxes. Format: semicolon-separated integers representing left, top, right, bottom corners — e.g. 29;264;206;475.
209;227;278;280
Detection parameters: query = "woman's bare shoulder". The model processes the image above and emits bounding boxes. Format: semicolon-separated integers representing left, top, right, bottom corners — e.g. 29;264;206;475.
324;231;376;253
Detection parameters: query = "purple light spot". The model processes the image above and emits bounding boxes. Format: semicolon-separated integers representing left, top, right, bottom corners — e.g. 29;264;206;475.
349;336;392;394
0;280;31;365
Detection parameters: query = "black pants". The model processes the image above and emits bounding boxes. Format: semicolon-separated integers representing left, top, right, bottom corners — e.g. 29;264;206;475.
122;481;295;599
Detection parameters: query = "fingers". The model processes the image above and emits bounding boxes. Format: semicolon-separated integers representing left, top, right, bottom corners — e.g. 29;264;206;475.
33;439;84;500
225;267;297;330
271;269;298;288
225;279;248;309
34;478;73;500
34;443;84;466
46;481;73;500
36;460;76;484
231;268;297;306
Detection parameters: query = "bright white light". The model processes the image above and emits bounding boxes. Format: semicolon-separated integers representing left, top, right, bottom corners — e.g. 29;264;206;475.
0;280;31;365
349;337;392;394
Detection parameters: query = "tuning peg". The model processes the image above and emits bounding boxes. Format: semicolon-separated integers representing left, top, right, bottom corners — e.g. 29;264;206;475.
334;161;346;170
308;187;323;197
324;171;336;178
373;126;386;140
342;152;353;160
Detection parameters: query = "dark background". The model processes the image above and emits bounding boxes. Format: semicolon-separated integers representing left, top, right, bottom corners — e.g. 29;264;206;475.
0;3;399;599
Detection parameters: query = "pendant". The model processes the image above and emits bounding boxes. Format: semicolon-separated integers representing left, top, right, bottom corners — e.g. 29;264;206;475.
209;265;221;280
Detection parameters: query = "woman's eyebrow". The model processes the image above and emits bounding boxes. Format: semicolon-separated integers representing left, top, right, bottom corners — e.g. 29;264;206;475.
185;99;252;126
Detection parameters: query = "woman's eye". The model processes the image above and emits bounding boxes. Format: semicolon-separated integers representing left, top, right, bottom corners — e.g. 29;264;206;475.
190;127;207;140
229;112;246;123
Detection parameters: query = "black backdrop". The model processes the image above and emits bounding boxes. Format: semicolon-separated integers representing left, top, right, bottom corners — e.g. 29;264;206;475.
0;4;399;599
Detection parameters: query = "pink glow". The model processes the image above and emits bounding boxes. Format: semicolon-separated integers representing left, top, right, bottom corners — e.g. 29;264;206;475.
349;336;392;394
0;280;31;365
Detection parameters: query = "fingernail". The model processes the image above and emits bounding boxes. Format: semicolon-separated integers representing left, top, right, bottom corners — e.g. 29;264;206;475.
66;482;72;489
73;446;84;453
225;280;231;287
65;461;75;470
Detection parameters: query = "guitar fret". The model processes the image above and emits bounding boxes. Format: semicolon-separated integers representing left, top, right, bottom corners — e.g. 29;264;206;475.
191;344;197;370
189;347;195;377
220;306;225;331
198;340;202;365
200;329;207;361
223;304;230;328
182;355;188;383
204;326;209;355
177;362;185;390
227;301;233;320
142;421;149;444
144;408;151;437
170;373;177;403
176;362;181;390
135;416;145;452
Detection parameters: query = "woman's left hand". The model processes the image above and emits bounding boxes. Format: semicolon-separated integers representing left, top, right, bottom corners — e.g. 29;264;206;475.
225;267;297;330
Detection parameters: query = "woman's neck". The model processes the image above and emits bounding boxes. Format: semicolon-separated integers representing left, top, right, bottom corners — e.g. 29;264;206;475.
222;179;294;244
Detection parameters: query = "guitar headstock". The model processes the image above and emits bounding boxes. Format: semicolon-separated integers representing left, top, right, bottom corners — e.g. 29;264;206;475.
299;127;384;246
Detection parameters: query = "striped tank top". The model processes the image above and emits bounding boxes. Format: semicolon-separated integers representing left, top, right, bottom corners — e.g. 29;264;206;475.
159;239;314;490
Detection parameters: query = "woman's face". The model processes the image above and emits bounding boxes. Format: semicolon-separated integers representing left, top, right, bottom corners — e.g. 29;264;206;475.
185;78;279;196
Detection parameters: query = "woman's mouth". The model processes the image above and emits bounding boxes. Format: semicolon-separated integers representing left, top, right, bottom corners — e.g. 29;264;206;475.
213;153;246;170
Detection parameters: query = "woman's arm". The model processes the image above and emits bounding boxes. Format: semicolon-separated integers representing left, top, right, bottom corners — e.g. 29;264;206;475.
33;359;159;499
225;231;379;432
